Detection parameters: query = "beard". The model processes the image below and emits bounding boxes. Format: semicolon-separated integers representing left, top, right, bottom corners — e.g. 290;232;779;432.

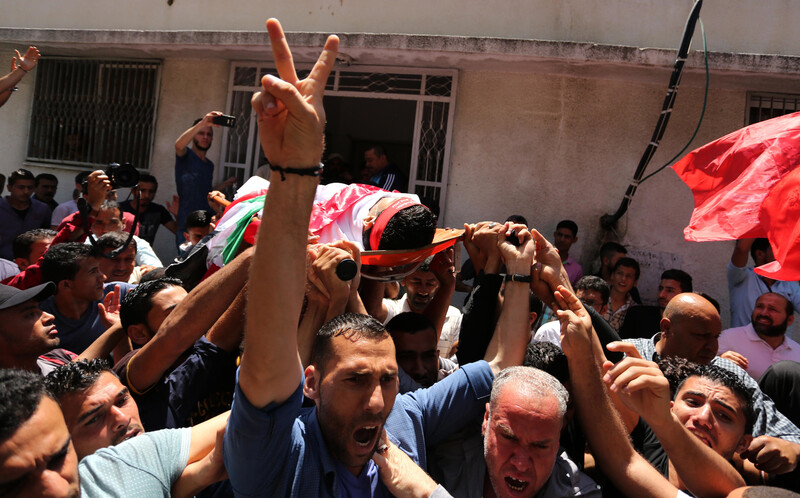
193;139;210;152
316;389;385;472
752;315;789;337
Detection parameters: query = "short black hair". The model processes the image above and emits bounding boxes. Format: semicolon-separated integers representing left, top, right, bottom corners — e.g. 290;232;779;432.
120;277;183;331
613;257;640;281
96;231;137;254
34;173;58;186
138;174;158;187
44;359;113;402
524;342;569;385
750;238;771;262
505;214;528;226
661;269;693;293
362;204;437;251
675;364;755;436
575;275;610;305
41;242;99;286
185;210;212;229
556;219;578;237
8;168;35;186
658;356;702;396
74;170;92;185
599;242;627;260
13;228;56;260
312;313;390;373
367;144;386;158
385;312;435;338
529;291;544;319
0;368;50;442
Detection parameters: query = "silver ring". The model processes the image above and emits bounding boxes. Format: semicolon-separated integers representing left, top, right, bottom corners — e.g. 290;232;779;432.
489;222;497;228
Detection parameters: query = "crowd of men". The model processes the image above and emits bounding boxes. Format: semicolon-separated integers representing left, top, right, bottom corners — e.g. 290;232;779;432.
2;19;800;498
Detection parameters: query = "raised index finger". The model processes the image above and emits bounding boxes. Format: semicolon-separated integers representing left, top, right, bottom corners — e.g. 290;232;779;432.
266;18;299;86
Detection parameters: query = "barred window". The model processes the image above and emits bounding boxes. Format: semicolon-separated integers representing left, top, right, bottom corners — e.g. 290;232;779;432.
26;58;160;170
747;92;799;125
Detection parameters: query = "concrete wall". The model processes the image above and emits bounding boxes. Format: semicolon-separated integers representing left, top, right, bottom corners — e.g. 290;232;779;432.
444;67;772;327
2;1;799;56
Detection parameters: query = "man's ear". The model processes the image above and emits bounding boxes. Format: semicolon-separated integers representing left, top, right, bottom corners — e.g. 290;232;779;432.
736;434;753;455
362;215;375;231
126;324;152;346
304;364;320;400
13;257;30;270
788;315;795;327
660;317;671;337
528;312;538;329
481;403;490;436
57;279;72;294
184;232;191;243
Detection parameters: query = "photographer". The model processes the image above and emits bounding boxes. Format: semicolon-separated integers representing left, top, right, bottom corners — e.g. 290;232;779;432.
174;111;236;247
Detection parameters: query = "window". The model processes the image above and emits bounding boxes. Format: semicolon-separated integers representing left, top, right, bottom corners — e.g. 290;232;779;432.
221;63;457;219
747;92;799;124
26;58;160;170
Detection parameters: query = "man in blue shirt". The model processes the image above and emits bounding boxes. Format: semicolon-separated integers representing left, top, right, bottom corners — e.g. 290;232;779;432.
223;20;534;497
174;111;235;247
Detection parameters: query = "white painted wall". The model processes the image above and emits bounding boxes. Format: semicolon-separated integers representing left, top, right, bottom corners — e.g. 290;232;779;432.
2;1;799;56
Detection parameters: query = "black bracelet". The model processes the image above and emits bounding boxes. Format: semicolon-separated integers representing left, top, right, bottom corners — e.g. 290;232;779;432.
504;273;532;283
269;163;323;181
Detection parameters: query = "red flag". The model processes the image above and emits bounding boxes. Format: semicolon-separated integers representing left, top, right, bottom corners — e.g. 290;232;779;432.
754;166;800;280
672;111;800;280
672;111;800;242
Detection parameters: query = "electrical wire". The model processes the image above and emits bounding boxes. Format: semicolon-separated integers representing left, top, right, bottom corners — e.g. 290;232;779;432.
639;18;709;184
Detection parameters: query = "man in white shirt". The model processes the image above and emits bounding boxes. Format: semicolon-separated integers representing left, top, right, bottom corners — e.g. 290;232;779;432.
375;254;462;360
718;292;800;380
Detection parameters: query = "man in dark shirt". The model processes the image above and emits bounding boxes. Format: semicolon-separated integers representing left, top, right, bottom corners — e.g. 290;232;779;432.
364;145;408;192
0;169;51;260
32;173;59;211
120;174;176;245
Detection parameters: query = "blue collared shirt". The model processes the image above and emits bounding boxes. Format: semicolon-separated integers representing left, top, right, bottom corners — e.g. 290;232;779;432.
223;360;494;497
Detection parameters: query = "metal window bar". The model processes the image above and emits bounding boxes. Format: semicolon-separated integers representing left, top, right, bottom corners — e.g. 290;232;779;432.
222;63;456;218
27;58;160;170
747;92;800;125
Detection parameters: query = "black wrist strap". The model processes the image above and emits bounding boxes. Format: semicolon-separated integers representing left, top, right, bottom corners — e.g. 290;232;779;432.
270;163;323;181
504;273;532;283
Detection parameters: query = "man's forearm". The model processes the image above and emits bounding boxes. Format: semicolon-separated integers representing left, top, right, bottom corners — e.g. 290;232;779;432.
240;174;318;408
485;277;529;374
175;123;202;155
649;413;745;496
568;340;677;498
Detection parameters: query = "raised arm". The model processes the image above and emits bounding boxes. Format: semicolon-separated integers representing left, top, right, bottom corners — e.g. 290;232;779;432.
0;46;39;95
604;343;746;496
237;18;339;409
126;247;252;392
484;222;535;375
731;238;754;269
174;111;222;157
556;286;679;498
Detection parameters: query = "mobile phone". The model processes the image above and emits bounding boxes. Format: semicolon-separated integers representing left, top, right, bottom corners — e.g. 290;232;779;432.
212;114;236;127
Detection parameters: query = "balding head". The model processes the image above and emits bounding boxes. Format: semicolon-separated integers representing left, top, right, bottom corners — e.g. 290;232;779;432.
658;293;721;364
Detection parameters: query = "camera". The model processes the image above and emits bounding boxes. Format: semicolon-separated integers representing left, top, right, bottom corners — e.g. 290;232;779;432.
106;162;140;189
212;114;236;128
81;162;140;194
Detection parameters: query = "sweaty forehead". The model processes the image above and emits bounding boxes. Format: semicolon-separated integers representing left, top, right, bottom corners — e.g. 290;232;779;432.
327;334;396;366
678;376;743;409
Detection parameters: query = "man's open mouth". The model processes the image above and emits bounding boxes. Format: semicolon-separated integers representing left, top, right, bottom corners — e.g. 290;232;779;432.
353;426;379;447
505;476;529;493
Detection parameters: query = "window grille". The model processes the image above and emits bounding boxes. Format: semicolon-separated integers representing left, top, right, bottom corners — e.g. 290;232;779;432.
26;58;160;170
747;92;799;124
222;64;456;219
